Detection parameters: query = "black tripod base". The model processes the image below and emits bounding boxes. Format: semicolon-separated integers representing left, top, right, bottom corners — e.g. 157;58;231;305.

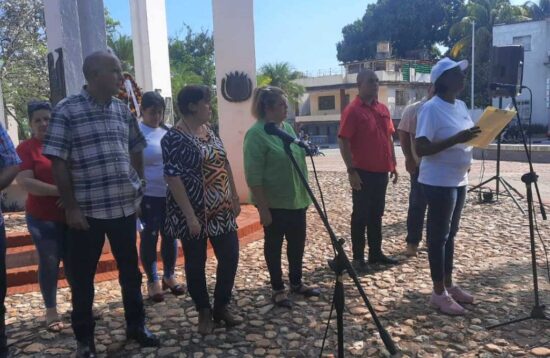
487;304;550;330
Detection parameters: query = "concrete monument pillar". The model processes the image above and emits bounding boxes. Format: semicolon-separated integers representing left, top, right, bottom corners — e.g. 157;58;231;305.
212;0;257;202
129;0;172;98
43;0;107;97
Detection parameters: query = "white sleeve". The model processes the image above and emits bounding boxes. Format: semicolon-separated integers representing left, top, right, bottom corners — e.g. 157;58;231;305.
415;103;435;141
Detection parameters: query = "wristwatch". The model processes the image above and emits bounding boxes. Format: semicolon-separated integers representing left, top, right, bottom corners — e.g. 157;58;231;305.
140;179;147;187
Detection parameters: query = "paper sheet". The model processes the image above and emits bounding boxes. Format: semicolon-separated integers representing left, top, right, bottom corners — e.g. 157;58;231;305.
466;106;516;148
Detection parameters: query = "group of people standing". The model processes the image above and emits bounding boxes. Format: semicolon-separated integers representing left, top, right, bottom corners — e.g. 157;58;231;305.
0;51;482;357
336;57;480;317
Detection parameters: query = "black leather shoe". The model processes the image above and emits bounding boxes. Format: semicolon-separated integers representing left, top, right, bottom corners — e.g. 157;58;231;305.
351;259;371;274
369;253;398;265
76;340;96;358
127;326;160;347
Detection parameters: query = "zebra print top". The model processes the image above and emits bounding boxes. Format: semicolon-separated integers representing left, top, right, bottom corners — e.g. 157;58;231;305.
162;126;237;240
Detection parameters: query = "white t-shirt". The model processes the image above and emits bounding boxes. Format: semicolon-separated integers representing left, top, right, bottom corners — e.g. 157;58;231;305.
140;122;168;197
416;96;474;187
398;99;426;166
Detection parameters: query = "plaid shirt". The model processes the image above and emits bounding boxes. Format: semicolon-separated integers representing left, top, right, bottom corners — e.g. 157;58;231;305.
43;88;146;219
0;125;21;225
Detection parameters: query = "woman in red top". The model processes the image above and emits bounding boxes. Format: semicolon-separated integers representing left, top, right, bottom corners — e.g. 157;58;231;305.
16;101;66;332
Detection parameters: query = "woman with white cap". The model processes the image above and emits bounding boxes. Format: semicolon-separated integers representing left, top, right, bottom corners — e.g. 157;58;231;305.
415;57;481;315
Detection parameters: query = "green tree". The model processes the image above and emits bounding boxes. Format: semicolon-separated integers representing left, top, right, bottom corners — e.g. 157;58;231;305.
523;0;550;20
258;62;305;109
336;0;466;63
104;9;134;74
449;0;528;107
169;26;217;122
0;0;49;139
108;34;134;74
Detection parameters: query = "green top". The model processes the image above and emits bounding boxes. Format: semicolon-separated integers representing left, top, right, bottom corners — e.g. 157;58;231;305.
243;119;311;209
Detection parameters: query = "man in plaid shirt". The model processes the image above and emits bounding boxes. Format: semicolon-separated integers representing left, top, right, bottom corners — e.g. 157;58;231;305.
43;51;160;357
0;125;20;358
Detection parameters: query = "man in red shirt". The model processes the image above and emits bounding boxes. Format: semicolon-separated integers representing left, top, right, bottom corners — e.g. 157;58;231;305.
338;69;399;273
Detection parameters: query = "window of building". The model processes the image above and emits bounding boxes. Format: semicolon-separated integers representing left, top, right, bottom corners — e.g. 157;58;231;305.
318;95;336;110
347;64;361;74
513;35;531;51
516;99;531;119
395;90;409;106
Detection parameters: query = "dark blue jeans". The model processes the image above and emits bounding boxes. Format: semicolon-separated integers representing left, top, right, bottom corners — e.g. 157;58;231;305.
263;208;307;291
0;224;6;351
139;196;177;283
406;171;427;246
422;184;466;282
25;214;66;309
180;230;239;310
66;215;144;342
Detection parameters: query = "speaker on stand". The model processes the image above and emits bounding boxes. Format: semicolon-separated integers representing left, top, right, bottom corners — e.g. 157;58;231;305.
469;45;524;213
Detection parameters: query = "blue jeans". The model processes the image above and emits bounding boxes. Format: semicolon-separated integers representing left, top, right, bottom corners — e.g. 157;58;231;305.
139;196;177;283
406;171;427;246
25;214;66;308
180;230;239;310
422;184;466;282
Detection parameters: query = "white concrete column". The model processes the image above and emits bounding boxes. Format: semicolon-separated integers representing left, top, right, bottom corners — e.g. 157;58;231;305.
44;0;107;96
212;0;257;202
43;0;85;96
77;0;107;57
129;0;172;98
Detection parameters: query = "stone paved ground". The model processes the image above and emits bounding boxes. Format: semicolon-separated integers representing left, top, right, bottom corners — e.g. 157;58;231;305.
5;149;550;357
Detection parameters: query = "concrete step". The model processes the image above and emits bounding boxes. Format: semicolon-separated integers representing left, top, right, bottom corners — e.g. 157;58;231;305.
6;205;262;295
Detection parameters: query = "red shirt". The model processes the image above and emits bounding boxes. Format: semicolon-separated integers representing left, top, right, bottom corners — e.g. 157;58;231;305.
338;97;395;172
16;138;65;222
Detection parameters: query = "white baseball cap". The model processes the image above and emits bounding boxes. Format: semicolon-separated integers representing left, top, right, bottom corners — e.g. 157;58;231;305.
430;57;468;84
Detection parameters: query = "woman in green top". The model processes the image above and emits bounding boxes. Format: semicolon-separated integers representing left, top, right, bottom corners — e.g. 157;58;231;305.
243;86;320;308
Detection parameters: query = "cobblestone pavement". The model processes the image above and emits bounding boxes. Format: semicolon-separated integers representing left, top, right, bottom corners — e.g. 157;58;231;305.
5;150;550;357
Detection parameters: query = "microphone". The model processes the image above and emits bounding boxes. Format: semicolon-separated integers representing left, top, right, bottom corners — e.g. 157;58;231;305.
264;122;311;153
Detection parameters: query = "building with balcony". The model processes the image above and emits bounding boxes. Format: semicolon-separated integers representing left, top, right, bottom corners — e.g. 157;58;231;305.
291;57;433;146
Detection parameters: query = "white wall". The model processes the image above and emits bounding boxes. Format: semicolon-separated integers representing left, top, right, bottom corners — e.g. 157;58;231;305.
493;20;550;128
130;0;172;98
212;0;256;202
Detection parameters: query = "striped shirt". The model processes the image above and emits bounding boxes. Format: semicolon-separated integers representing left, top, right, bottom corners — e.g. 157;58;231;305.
0;125;21;226
43;88;146;219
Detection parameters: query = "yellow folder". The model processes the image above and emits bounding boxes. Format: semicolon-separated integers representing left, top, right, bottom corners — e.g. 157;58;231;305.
467;106;517;148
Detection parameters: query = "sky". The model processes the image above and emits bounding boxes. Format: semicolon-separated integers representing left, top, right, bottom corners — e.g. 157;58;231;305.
104;0;527;74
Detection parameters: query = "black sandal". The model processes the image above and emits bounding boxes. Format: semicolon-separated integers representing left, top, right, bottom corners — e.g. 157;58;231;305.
162;279;185;296
272;289;293;308
291;284;321;297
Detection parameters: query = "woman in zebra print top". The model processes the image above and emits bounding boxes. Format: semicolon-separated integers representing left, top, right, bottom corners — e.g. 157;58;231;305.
162;85;242;335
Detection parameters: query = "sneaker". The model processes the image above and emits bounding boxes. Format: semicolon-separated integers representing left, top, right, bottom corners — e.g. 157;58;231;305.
447;285;474;304
429;290;466;315
405;244;418;257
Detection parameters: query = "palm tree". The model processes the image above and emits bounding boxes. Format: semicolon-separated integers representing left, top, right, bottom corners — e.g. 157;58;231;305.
258;62;305;109
450;0;528;58
523;0;550;20
108;34;134;74
448;0;528;106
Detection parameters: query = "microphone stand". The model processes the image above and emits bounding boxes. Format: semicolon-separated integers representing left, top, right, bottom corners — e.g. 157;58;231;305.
281;141;398;357
487;94;549;329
